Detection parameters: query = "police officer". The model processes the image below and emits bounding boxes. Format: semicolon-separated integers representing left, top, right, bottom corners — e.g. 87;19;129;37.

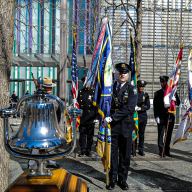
77;77;98;157
153;76;180;157
104;63;138;190
135;80;150;156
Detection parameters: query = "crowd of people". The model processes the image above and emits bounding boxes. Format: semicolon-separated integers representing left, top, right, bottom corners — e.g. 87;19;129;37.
11;63;180;191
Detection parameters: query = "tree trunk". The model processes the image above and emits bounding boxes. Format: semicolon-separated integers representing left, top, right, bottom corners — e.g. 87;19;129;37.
135;0;142;78
0;0;15;191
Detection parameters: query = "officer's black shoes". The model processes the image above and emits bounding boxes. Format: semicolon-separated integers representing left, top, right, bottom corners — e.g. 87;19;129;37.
117;181;129;190
85;151;92;157
165;152;172;157
78;151;85;157
106;181;116;190
138;151;145;156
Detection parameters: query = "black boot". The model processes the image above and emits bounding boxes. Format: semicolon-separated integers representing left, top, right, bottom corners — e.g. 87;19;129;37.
78;151;85;157
165;150;172;157
106;180;116;190
85;151;93;157
138;151;145;156
117;181;129;190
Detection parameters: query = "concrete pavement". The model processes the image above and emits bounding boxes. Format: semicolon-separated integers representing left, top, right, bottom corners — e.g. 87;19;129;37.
8;123;192;191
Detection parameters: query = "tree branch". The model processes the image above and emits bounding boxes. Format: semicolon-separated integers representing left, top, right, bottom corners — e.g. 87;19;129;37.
120;0;136;33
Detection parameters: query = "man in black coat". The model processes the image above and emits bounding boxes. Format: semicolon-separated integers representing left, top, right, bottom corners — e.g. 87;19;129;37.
104;62;138;190
153;75;180;157
135;80;150;156
77;78;98;157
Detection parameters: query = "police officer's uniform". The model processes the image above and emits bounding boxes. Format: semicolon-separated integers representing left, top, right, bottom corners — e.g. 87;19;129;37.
107;63;138;190
77;87;98;156
136;80;150;156
153;76;180;157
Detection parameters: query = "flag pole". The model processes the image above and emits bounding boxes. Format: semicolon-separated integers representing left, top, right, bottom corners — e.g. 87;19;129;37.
162;113;170;157
105;122;110;186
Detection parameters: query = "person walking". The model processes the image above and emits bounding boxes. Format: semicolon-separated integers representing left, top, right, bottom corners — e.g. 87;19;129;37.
77;77;98;157
135;80;150;156
104;62;138;190
153;75;180;157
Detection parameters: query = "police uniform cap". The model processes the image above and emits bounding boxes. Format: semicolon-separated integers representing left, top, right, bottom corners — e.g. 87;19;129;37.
159;75;169;82
137;80;147;87
115;62;132;74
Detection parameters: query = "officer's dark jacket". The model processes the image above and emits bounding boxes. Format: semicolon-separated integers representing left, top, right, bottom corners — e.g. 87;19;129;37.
137;91;150;114
153;88;180;119
110;81;137;134
77;87;98;125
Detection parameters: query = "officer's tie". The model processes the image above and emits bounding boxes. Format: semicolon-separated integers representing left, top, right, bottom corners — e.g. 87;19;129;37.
117;83;121;92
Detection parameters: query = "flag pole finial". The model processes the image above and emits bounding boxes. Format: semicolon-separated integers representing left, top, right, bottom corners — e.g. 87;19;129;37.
129;26;132;32
179;42;184;49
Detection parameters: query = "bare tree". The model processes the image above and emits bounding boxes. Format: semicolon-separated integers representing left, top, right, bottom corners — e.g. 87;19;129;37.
0;0;15;191
103;0;142;77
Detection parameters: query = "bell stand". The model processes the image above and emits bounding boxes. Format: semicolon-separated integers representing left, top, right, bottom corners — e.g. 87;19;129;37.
6;169;88;192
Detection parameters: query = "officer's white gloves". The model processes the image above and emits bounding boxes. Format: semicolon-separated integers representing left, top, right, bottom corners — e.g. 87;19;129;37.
103;117;112;127
93;119;100;128
135;105;141;111
155;117;160;124
105;117;112;123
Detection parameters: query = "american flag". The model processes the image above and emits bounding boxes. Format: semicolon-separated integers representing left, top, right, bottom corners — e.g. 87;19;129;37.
70;0;80;129
71;0;79;109
71;30;79;109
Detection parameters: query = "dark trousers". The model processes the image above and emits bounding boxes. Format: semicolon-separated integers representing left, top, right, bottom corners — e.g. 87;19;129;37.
157;115;175;154
79;122;94;153
138;121;147;153
109;129;133;182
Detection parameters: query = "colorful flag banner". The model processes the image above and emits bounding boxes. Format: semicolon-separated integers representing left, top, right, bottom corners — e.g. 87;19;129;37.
95;17;112;171
85;17;112;184
173;49;192;144
129;30;139;141
164;48;183;114
84;17;107;88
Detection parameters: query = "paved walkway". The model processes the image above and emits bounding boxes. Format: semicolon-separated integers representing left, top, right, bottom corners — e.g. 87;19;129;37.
8;123;192;191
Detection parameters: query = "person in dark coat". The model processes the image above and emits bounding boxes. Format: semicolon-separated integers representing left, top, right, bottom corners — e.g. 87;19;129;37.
153;75;180;157
104;62;138;190
135;80;150;156
77;77;98;157
11;91;18;108
11;91;18;102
